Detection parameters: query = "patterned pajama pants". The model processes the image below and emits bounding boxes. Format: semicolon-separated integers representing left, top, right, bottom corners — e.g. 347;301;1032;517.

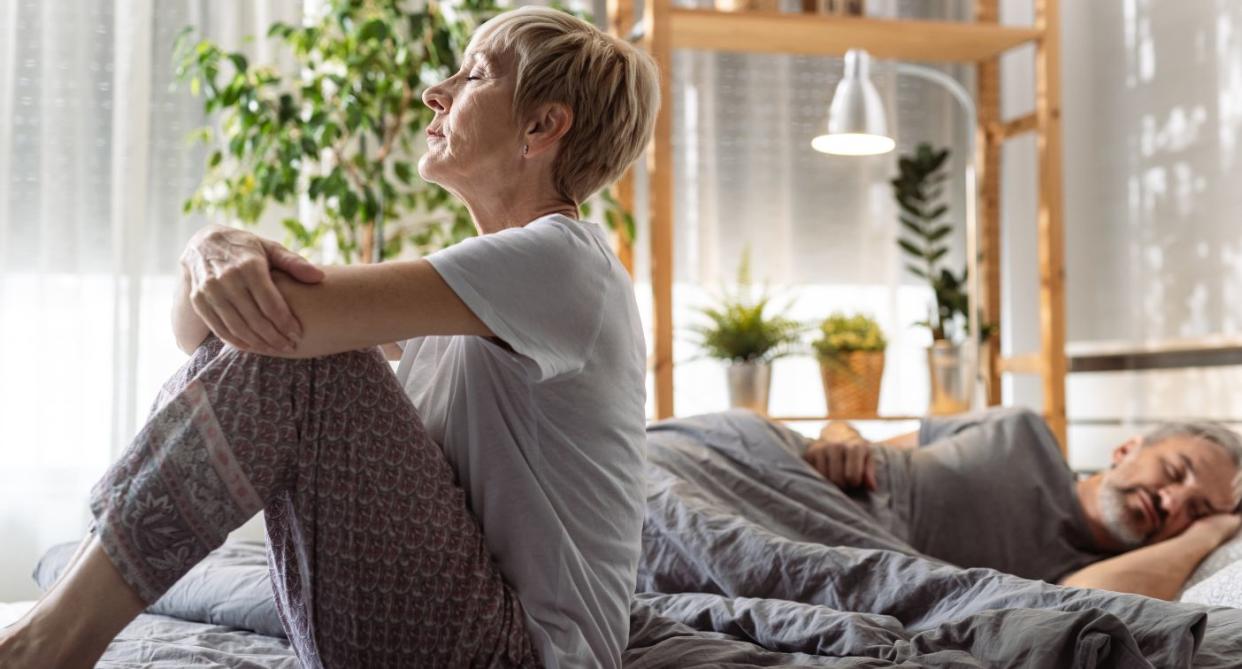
88;336;538;668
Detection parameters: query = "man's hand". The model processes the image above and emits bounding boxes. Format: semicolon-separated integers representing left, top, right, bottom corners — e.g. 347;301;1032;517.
1187;513;1242;549
803;439;878;491
180;225;325;353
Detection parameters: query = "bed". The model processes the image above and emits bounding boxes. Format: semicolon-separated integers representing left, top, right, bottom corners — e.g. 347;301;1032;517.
8;410;1242;667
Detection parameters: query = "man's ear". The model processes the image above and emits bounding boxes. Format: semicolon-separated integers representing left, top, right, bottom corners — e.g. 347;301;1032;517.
1111;436;1143;467
523;102;573;158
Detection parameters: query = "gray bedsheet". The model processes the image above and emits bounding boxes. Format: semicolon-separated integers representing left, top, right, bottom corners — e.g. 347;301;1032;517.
630;411;1242;667
28;410;1242;667
96;612;297;669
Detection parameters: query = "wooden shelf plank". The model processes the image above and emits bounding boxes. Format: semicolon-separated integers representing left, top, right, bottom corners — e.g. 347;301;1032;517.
1066;337;1242;373
771;414;924;422
1066;336;1242;357
668;9;1042;62
999;352;1044;375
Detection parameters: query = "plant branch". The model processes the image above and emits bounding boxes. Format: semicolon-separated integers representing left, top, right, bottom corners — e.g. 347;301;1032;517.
332;144;366;189
376;82;414;163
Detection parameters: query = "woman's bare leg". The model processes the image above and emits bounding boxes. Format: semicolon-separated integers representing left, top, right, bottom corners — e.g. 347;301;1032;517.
0;536;144;668
0;339;235;667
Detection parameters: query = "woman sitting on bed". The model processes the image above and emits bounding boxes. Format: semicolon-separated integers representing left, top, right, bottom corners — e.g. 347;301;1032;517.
0;7;658;668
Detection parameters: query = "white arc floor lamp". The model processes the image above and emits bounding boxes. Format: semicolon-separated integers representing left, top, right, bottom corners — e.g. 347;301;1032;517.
813;48;983;410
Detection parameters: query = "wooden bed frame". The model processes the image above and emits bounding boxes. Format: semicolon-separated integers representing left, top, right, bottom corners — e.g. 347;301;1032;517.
606;0;1070;451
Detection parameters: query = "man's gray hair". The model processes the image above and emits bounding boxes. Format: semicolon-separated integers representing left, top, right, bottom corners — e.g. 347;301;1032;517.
1143;421;1242;466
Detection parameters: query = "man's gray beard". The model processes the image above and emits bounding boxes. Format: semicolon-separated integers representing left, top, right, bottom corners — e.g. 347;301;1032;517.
1097;483;1146;549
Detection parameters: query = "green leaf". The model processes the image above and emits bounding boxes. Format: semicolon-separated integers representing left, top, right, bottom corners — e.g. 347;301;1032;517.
899;217;924;237
896;198;924;220
927;224;953;242
281;217;310;243
227;52;249;73
897;238;924;258
393;161;413;184
341;191;360;220
208;150;222;168
359;18;390;42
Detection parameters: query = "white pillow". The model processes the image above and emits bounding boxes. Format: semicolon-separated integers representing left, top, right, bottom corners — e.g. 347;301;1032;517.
1180;559;1242;608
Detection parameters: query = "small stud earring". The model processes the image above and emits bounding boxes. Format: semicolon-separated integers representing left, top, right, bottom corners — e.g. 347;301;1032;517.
522;144;529;156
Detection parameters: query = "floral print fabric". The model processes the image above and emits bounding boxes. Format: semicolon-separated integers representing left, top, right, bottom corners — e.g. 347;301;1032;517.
89;337;537;668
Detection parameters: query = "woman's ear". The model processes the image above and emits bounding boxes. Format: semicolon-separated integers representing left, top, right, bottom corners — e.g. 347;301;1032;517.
523;102;573;158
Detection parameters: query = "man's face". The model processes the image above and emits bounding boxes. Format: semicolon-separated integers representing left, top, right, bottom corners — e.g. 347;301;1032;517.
1093;435;1241;548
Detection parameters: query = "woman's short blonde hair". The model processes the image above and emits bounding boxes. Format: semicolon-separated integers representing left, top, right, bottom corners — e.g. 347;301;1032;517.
469;6;660;205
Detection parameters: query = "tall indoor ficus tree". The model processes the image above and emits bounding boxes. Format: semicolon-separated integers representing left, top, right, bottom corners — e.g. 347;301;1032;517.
175;0;634;264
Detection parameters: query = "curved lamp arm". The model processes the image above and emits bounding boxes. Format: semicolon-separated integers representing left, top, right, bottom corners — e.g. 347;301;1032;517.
894;63;984;407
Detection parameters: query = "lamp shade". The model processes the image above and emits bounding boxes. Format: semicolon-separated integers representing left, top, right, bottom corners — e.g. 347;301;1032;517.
812;49;895;156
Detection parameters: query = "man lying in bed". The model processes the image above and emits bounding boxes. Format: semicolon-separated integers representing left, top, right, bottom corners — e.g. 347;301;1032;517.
802;408;1242;600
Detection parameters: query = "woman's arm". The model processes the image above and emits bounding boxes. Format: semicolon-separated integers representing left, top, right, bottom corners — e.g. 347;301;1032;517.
172;263;212;354
260;260;493;359
379;341;405;361
1059;513;1241;599
175;225;325;355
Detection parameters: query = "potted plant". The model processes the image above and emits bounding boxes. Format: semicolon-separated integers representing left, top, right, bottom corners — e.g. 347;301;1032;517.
174;0;631;264
892;142;992;414
690;253;802;415
813;312;886;416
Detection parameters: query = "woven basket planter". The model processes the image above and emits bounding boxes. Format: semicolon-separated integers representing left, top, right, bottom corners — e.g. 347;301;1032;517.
818;350;885;416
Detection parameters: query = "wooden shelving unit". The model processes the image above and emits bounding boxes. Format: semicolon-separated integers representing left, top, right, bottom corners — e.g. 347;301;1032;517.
608;0;1069;451
666;9;1041;61
769;414;923;423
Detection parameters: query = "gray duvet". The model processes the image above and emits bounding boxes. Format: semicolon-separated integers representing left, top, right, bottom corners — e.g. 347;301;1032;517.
32;410;1242;667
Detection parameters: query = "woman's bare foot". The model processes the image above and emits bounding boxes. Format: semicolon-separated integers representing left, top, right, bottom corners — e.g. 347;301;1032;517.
0;536;146;668
0;621;76;669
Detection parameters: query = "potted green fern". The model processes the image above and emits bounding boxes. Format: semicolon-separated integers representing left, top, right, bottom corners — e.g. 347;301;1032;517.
813;312;886;416
690;253;802;415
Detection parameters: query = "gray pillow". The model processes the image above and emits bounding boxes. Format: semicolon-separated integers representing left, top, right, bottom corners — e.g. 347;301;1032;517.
34;540;286;639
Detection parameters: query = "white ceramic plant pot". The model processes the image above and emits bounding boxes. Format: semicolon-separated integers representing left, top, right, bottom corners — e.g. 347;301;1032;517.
727;361;772;415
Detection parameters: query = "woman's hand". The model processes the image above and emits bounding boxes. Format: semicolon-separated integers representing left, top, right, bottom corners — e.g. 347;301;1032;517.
180;225;325;353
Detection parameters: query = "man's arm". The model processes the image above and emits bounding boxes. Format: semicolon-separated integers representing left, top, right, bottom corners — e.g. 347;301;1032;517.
804;422;918;490
881;431;919;448
1059;514;1241;600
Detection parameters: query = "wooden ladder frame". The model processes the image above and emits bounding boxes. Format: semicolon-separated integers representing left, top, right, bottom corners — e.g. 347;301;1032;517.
608;0;1068;451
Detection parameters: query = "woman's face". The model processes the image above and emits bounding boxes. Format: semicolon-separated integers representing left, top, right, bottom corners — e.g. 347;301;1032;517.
418;46;523;198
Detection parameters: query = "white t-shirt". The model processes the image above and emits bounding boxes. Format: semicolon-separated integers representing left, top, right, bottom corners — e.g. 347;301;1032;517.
394;215;647;668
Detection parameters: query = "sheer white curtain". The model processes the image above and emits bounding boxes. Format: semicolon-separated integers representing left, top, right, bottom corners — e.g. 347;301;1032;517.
1053;0;1242;467
0;0;301;601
